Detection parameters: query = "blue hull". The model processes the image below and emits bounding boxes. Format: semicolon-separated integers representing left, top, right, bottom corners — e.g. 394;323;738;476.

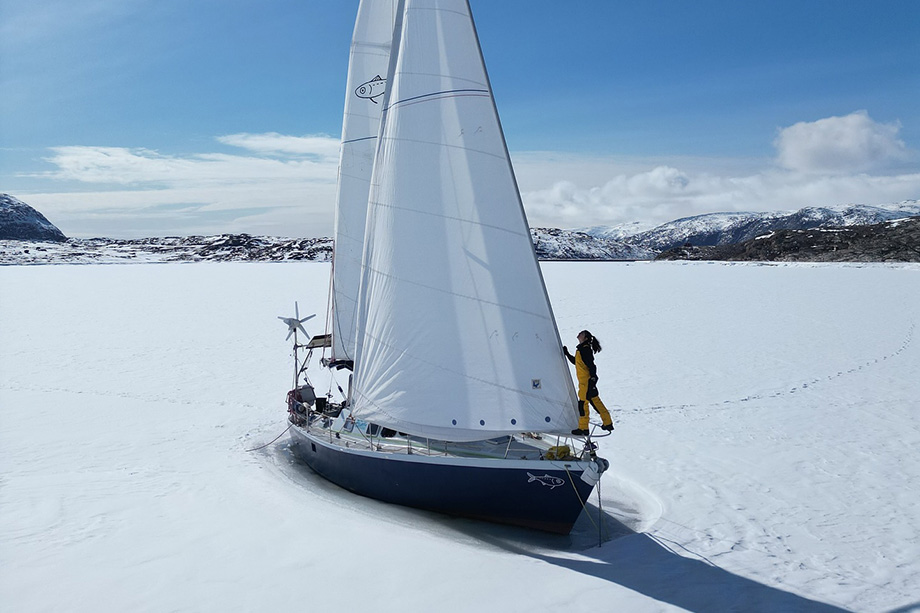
289;426;599;534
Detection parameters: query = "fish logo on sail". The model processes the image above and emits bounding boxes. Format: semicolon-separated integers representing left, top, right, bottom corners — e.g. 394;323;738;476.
355;75;386;104
527;472;565;489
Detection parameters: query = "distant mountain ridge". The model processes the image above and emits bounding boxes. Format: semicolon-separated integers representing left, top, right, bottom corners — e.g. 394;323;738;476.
657;216;920;263
0;230;648;265
0;194;67;241
583;201;920;253
0;234;333;265
1;194;917;264
531;228;654;260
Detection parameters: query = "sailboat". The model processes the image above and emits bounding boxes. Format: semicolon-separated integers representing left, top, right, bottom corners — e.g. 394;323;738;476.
283;0;610;534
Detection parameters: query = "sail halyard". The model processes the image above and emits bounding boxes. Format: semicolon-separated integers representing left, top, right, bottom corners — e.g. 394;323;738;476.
350;0;579;442
329;0;399;364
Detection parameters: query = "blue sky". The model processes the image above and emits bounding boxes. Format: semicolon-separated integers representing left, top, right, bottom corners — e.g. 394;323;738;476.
1;0;918;238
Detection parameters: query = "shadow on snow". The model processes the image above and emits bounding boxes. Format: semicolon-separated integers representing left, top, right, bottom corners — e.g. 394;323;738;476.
277;442;852;613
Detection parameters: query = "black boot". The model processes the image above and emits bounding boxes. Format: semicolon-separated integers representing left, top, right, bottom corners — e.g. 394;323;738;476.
571;428;589;436
601;423;614;432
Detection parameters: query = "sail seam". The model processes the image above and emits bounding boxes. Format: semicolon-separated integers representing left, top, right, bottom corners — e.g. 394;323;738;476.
407;7;469;19
355;331;568;408
362;264;551;321
368;200;529;239
334;232;364;248
334;291;357;307
379;135;508;163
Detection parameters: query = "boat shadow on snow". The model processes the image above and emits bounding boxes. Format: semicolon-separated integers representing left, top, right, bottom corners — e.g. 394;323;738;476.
477;532;854;613
276;442;853;613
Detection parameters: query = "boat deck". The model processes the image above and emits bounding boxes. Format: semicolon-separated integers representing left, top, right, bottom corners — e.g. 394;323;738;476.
293;411;587;462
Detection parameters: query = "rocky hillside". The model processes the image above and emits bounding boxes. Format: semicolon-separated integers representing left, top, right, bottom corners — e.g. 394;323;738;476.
0;229;648;265
585;201;920;253
0;194;67;241
2;194;917;264
531;227;654;260
0;234;333;265
657;216;920;263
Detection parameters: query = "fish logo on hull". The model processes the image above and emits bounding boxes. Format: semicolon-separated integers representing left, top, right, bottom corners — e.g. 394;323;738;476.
355;75;386;104
526;472;565;489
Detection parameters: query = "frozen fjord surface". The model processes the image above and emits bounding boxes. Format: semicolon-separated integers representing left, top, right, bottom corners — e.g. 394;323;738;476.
1;261;918;612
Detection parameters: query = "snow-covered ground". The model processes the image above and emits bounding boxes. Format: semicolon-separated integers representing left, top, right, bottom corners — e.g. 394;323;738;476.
1;261;918;612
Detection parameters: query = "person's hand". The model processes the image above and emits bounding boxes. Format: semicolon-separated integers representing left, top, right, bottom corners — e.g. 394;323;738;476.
563;345;569;354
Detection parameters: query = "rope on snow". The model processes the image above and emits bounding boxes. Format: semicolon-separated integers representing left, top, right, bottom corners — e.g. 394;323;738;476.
245;423;294;452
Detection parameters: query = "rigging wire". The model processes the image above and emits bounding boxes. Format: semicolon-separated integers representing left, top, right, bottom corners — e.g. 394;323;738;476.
563;464;599;535
596;474;606;547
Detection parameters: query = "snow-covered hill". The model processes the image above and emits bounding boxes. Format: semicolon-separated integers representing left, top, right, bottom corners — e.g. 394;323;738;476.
0;234;333;265
0;229;651;265
0;193;66;241
658;216;920;263
578;220;658;242
2;261;918;612
531;228;654;260
585;201;920;253
2;194;916;264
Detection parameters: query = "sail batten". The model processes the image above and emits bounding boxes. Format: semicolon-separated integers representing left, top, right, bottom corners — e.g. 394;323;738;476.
349;0;578;441
342;135;380;145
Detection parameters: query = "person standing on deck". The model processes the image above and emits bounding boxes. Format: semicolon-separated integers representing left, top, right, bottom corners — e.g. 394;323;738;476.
564;330;614;436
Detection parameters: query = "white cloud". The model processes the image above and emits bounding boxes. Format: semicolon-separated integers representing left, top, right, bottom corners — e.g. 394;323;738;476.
514;112;919;229
16;116;920;238
516;161;920;230
26;183;335;239
216;133;341;160
23;134;341;238
774;110;910;174
40;134;340;186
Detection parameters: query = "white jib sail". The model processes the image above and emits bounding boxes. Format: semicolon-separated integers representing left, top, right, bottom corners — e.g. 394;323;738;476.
352;0;579;441
330;0;399;363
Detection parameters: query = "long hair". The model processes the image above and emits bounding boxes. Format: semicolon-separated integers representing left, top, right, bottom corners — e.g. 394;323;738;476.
580;330;602;353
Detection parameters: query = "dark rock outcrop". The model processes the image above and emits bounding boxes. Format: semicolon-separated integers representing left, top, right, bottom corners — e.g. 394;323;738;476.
0;194;67;241
657;217;920;263
586;202;920;254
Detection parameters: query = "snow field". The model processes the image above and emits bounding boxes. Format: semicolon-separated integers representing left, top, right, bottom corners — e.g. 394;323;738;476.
1;261;918;612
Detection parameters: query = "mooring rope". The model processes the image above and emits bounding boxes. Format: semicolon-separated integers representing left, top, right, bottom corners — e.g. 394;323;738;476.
245;423;293;452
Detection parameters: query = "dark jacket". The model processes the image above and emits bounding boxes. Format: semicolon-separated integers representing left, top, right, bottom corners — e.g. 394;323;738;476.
566;341;598;399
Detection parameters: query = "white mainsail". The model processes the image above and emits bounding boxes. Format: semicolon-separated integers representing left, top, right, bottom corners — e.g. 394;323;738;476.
329;0;399;363
351;0;579;441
